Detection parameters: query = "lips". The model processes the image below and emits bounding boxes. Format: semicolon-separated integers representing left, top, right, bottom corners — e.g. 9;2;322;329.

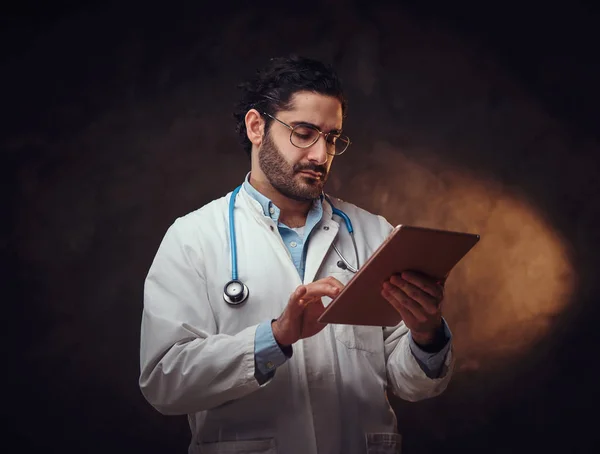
298;170;323;179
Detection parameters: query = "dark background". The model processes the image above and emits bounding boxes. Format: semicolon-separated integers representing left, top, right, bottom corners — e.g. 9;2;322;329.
3;1;600;452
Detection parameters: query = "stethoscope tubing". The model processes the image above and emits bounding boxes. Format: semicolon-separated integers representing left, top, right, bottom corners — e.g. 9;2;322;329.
224;185;359;305
229;185;243;281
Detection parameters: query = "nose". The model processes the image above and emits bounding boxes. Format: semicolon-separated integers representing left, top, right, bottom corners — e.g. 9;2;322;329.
306;134;329;165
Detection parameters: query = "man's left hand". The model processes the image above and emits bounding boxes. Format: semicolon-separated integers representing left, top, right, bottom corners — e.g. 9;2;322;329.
381;270;445;346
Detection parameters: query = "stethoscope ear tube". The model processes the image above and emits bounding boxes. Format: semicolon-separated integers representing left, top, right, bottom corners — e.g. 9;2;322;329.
333;236;359;273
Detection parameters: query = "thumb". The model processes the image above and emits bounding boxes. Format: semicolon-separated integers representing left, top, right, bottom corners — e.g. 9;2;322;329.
289;286;308;314
295;285;308;299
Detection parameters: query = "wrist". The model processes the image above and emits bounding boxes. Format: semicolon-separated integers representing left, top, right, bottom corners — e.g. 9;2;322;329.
411;331;436;346
411;321;444;346
411;321;448;352
271;319;292;348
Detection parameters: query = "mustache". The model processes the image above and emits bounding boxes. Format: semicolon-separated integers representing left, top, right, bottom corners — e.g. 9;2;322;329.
293;163;328;175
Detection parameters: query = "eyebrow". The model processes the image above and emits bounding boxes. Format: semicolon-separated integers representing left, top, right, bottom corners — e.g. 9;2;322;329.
289;120;343;134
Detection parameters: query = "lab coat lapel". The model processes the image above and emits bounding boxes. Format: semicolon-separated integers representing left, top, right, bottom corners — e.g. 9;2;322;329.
303;199;340;284
238;184;341;284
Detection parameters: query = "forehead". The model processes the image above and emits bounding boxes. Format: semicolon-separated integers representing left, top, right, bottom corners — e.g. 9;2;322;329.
278;91;343;130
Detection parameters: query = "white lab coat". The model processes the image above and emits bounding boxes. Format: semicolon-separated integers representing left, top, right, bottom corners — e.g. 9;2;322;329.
139;185;454;454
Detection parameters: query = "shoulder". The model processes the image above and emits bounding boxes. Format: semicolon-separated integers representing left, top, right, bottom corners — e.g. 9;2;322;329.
177;194;228;227
163;193;231;245
325;194;393;238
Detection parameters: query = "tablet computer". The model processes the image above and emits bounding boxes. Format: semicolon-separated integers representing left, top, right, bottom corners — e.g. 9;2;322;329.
318;224;480;327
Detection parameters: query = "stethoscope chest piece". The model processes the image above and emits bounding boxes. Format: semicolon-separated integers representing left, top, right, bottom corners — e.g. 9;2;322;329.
223;279;249;305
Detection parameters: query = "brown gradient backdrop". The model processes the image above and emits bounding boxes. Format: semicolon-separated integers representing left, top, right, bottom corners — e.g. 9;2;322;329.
3;1;599;453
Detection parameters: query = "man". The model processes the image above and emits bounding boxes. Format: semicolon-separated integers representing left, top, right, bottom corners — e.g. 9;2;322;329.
139;55;454;454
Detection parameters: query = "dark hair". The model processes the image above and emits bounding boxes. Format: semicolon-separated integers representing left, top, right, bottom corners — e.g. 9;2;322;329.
233;55;347;156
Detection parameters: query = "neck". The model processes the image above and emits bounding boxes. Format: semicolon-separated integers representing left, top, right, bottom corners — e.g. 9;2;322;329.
249;174;312;228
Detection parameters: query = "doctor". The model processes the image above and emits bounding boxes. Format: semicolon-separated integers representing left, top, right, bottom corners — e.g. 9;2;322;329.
139;55;454;454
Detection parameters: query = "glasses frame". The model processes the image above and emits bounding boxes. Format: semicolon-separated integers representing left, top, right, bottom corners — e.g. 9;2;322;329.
260;111;351;156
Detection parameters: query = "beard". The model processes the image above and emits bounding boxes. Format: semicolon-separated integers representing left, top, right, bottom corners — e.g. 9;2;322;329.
258;130;329;201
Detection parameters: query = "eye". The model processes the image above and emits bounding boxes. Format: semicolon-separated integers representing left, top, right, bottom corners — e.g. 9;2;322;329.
294;132;312;140
292;125;318;141
326;134;340;145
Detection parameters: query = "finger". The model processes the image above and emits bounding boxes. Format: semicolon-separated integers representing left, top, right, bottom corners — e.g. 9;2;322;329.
381;287;429;323
324;276;345;291
288;286;308;312
383;281;435;321
383;292;418;327
387;278;439;315
381;287;427;323
303;282;342;300
381;287;402;312
295;286;308;301
295;285;308;298
299;296;322;308
398;271;443;299
397;271;444;300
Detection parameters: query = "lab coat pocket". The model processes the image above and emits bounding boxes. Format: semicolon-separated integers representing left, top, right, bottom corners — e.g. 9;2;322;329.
326;269;382;353
365;433;402;454
199;438;277;454
334;324;381;353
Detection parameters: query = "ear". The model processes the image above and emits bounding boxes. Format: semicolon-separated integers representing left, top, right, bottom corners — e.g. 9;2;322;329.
245;109;265;147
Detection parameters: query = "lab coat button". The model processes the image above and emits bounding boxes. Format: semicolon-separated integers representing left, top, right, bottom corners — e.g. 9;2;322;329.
323;226;330;230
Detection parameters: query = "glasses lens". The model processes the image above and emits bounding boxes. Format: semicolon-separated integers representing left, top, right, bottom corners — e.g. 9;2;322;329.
334;135;350;155
291;125;320;148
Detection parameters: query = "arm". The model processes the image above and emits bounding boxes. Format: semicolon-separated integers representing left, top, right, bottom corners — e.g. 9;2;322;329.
139;219;273;415
376;217;455;400
384;319;455;402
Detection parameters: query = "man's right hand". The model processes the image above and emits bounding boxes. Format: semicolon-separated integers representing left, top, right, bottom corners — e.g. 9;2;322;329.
271;276;344;347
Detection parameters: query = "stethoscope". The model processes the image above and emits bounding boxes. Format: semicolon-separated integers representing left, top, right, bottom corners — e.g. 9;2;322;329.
223;185;361;305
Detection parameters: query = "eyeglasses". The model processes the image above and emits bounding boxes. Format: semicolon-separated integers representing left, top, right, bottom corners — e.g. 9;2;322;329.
261;112;351;156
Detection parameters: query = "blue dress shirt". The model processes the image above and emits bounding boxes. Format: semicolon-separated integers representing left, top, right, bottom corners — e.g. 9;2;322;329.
243;176;452;382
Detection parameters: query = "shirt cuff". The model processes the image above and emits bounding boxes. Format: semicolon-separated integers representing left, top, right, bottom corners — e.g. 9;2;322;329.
408;318;452;378
254;320;293;377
